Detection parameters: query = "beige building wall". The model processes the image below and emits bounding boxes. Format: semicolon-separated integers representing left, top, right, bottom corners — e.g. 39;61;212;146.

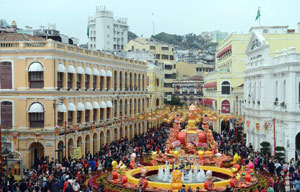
0;38;148;168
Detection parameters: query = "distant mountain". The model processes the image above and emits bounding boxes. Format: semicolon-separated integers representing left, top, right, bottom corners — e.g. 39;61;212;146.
151;32;218;50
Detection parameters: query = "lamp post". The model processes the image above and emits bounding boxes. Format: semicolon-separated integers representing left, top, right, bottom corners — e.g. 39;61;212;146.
53;96;65;160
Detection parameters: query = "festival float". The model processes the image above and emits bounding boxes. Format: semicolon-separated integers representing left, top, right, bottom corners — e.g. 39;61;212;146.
87;105;272;191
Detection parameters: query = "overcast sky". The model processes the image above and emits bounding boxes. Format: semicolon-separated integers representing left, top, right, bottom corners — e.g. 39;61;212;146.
1;0;299;44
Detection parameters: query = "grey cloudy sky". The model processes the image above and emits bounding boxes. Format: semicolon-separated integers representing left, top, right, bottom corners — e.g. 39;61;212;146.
1;0;299;44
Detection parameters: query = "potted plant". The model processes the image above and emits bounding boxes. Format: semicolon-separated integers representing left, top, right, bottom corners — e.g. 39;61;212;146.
280;102;286;108
260;141;271;156
276;146;285;161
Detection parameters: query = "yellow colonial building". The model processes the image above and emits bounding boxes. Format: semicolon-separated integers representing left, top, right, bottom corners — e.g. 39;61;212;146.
203;34;251;132
0;33;148;168
125;38;176;99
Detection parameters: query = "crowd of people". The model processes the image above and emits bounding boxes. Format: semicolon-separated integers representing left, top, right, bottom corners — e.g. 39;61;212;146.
0;120;300;192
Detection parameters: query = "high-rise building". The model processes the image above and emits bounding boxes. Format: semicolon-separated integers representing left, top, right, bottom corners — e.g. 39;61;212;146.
88;6;128;51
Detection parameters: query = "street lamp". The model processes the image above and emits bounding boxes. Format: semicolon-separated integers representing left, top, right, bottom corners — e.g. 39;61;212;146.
53;96;66;160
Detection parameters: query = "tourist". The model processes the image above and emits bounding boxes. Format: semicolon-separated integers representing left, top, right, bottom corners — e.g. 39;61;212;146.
195;186;200;192
187;186;193;192
178;184;186;192
295;176;300;192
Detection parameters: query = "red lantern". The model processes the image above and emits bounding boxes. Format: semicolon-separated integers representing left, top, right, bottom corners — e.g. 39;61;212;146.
204;179;214;190
229;178;239;188
138;178;148;189
112;171;118;180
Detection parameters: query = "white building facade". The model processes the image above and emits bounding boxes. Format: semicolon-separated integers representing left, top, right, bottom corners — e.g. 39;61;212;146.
88;7;128;51
244;31;300;161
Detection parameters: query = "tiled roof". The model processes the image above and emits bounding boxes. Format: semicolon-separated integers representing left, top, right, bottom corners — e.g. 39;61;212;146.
0;33;45;41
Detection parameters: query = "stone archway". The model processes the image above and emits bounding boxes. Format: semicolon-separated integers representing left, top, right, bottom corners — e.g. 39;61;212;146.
221;120;230;134
107;130;111;144
85;135;91;155
129;125;133;140
114;128;118;141
77;136;83;155
100;132;104;147
28;142;44;168
68;138;74;159
93;133;97;155
57;141;64;162
296;132;300;160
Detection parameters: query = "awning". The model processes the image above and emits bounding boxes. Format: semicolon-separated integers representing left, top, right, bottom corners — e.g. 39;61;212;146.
28;62;44;72
85;67;92;75
58;104;67;112
68;103;76;111
106;70;112;77
106;101;113;108
85;102;93;110
57;63;66;73
217;45;232;58
93;101;100;109
100;69;106;76
204;81;217;88
28;103;44;113
77;102;85;111
200;98;217;107
100;101;107;108
93;68;100;76
77;66;85;74
68;65;76;73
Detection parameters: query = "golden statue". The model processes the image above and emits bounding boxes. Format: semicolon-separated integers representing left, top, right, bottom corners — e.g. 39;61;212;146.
171;169;182;191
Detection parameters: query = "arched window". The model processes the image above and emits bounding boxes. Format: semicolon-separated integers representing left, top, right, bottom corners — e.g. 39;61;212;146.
114;100;118;117
221;81;230;95
0;61;12;89
125;72;128;90
119;71;123;90
142;74;145;91
138;99;140;113
134;99;137;114
125;99;128;115
129;73;132;90
57;63;66;90
134;73;137;90
1;101;12;127
28;62;44;88
114;71;117;91
138;74;141;90
28;102;45;128
119;99;123;116
129;99;132;115
142;99;145;112
221;100;230;113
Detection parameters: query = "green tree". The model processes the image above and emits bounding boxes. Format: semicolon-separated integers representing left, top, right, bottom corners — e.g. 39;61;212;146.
164;96;183;106
260;141;271;156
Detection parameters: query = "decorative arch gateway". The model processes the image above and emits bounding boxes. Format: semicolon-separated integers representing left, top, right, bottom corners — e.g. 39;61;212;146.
28;142;44;168
5;151;24;180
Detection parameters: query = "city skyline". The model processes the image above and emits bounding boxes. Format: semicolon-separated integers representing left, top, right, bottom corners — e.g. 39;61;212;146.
2;0;299;43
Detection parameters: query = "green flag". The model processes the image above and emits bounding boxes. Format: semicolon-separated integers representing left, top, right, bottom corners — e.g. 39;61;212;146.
255;7;261;21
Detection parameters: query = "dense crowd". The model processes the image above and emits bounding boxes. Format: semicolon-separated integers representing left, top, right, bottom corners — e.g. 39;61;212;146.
1;121;300;192
0;126;169;192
